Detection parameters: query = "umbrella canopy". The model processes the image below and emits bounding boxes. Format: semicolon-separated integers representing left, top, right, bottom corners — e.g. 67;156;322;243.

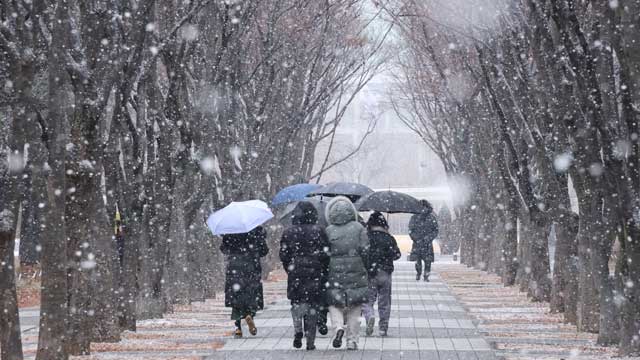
307;182;373;202
277;198;328;228
272;183;323;206
207;200;274;235
355;191;424;214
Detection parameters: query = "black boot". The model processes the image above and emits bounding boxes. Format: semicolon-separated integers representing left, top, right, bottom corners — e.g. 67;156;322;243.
318;322;328;335
416;273;421;281
424;273;430;282
333;329;345;348
293;332;303;349
317;308;328;335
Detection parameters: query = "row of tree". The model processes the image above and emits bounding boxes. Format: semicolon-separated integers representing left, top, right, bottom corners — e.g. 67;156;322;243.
0;1;387;359
390;0;639;355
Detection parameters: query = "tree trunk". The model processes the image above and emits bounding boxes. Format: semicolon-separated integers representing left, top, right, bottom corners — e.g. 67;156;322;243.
502;209;518;286
165;177;190;305
36;26;69;357
594;213;619;345
527;215;552;302
619;221;640;355
459;207;476;266
576;202;601;333
516;215;531;293
19;128;47;266
550;212;579;319
0;175;23;360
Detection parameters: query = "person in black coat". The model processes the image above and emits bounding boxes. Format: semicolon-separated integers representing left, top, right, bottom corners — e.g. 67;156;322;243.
409;200;439;281
280;201;330;350
221;226;269;338
363;212;401;337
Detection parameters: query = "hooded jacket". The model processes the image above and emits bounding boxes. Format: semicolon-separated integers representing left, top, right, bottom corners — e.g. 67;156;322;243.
279;202;330;304
324;196;370;307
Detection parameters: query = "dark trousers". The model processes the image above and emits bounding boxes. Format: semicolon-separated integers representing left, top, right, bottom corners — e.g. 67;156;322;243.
363;270;392;331
415;256;432;276
291;303;318;344
318;306;328;327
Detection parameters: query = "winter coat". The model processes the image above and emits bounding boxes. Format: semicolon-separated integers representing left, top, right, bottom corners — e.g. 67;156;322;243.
280;202;330;304
367;226;401;277
324;196;370;307
409;212;438;261
221;226;269;310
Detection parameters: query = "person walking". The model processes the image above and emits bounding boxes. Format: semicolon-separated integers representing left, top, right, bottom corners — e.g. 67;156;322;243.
220;226;269;338
409;200;439;281
363;212;401;337
324;196;370;350
279;201;330;350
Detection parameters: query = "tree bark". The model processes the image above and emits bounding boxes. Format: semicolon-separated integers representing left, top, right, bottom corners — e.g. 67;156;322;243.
36;13;69;355
0;166;24;360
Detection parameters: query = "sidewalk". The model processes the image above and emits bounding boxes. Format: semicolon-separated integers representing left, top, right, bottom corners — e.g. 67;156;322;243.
209;259;497;360
17;258;499;360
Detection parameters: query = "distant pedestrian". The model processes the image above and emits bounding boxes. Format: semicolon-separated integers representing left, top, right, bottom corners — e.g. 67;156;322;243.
324;196;370;350
363;212;401;337
280;201;330;351
409;200;439;281
220;226;269;338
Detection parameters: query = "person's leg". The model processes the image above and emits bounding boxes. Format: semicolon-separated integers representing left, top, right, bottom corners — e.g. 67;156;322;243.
304;304;318;349
363;277;377;336
328;306;345;331
424;258;432;281
243;307;257;335
377;271;392;334
346;304;362;349
415;258;423;280
291;303;304;348
329;306;345;348
232;307;243;338
317;305;328;335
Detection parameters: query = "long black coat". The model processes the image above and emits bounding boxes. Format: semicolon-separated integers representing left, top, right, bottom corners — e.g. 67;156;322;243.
221;226;269;310
409;212;438;261
367;227;402;276
280;202;330;304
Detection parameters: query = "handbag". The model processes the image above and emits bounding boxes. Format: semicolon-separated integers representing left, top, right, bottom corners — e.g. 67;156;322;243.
408;253;418;262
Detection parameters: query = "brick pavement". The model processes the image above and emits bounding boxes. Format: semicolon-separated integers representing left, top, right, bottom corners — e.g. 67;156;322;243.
206;260;498;360
17;258;499;360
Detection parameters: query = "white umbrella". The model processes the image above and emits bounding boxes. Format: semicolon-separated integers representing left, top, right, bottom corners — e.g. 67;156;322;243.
206;200;274;235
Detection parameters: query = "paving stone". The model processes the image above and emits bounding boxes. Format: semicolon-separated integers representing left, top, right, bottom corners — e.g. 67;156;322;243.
438;350;460;360
434;338;455;351
475;351;498;360
419;350;440;359
56;260;499;360
457;352;479;360
451;338;473;351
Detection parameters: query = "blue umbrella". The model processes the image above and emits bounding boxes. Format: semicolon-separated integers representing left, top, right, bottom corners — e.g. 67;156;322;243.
272;183;323;206
207;200;274;235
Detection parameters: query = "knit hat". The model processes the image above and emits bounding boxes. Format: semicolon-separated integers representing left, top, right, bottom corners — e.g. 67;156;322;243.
367;211;388;229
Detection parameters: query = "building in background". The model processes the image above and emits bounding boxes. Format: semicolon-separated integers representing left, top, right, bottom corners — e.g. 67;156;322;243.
313;75;451;234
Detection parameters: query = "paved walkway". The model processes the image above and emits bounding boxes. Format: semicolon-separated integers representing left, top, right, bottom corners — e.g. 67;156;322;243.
207;260;497;360
17;258;499;359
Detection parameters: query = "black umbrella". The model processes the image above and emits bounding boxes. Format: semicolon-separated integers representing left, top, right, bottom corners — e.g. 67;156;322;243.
355;190;424;214
307;182;373;202
277;198;328;227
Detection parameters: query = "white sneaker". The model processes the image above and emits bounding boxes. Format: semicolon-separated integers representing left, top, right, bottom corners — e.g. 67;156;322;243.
347;342;358;350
